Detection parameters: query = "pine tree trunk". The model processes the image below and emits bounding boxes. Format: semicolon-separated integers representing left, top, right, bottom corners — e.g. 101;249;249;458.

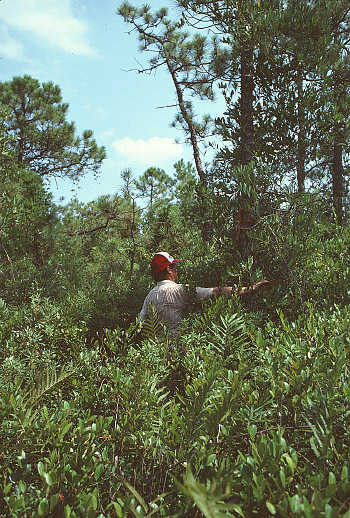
240;45;254;168
331;63;345;227
297;69;306;193
167;58;210;241
238;40;257;310
332;139;344;226
238;42;254;263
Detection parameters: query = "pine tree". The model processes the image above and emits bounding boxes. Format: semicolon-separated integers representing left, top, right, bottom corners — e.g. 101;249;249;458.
0;75;106;181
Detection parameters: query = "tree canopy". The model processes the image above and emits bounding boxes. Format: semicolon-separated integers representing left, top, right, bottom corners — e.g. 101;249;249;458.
0;75;106;181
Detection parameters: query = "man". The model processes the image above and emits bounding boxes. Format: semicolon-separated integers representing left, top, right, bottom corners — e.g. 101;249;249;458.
140;251;268;337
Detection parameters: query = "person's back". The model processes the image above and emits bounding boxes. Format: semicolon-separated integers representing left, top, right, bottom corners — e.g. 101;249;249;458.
140;252;215;337
140;279;191;336
140;251;271;337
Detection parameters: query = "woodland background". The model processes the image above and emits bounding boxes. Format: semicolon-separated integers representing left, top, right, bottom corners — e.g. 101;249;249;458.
1;0;350;516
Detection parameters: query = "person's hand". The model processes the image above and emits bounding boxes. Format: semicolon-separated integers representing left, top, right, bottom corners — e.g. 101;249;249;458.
253;279;279;291
237;279;277;297
254;279;270;289
214;286;233;296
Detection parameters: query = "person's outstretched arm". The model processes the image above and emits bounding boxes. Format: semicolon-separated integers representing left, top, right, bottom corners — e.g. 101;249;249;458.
212;279;272;297
236;279;271;296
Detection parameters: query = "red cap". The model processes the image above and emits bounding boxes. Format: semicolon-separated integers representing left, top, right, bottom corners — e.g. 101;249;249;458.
150;252;183;274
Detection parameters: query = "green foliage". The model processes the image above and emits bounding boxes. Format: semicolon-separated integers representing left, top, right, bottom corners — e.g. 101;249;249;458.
0;161;58;303
141;304;169;342
2;9;350;516
0;291;86;394
0;75;106;180
1;397;114;518
135;167;175;207
3;293;350;516
177;466;244;518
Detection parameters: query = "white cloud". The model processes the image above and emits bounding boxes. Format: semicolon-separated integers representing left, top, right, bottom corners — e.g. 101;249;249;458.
112;137;183;165
83;103;107;116
0;23;26;60
0;0;96;57
99;129;116;140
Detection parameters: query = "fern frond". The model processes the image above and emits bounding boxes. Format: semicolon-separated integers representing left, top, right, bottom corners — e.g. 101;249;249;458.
116;475;170;517
19;365;75;419
180;361;225;442
204;362;248;436
210;313;249;358
176;466;245;518
142;304;168;341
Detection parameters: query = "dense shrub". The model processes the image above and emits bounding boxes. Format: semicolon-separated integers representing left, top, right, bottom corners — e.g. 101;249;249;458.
1;291;350;517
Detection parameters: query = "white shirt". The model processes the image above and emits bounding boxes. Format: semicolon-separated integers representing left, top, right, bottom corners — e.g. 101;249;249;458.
140;280;214;336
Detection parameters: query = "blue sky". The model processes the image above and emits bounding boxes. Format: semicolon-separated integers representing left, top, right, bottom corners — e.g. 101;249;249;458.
0;0;220;204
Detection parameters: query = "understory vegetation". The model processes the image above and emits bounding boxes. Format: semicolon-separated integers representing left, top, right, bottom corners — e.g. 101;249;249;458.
1;221;350;517
2;0;350;515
